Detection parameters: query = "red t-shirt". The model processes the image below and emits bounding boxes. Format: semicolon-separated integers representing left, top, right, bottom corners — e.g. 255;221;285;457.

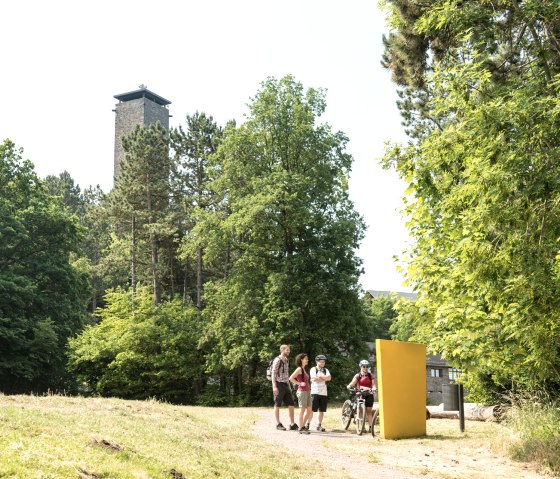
354;372;374;389
296;368;310;392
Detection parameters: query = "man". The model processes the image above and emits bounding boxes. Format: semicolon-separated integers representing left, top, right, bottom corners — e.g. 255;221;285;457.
310;354;331;431
271;344;297;431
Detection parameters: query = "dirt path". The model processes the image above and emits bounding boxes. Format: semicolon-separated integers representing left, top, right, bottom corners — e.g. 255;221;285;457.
251;410;426;479
251;410;550;479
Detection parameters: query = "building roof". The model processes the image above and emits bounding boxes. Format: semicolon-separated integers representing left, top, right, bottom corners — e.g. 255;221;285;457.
426;353;450;367
114;87;171;106
366;290;417;301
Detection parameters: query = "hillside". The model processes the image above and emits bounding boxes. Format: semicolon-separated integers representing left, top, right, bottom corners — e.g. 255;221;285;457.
0;394;549;479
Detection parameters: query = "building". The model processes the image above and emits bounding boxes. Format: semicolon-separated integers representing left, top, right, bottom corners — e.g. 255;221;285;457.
113;85;172;179
365;290;418;301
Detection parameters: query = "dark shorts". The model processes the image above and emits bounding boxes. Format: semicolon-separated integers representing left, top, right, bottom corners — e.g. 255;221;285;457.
311;394;328;412
363;393;374;408
274;382;295;407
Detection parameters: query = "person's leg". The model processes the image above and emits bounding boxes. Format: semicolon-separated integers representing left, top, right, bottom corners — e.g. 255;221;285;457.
366;406;373;428
273;387;286;429
288;405;295;424
316;395;327;431
304;406;313;427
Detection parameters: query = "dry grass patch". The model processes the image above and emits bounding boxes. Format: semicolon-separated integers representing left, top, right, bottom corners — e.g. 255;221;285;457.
0;394;349;479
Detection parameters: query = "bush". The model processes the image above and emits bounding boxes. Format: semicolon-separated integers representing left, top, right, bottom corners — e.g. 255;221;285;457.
503;395;560;475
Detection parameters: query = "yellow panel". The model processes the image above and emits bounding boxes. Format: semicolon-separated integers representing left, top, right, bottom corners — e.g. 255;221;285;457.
376;339;426;439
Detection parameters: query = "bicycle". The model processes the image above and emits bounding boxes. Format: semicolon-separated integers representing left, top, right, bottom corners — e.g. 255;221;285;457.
340;387;374;435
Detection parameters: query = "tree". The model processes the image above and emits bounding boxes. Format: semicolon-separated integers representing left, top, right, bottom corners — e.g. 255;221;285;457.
0;140;90;393
106;123;173;303
362;296;397;342
380;1;560;400
200;76;368;402
170;112;223;312
67;287;204;403
44;172;112;313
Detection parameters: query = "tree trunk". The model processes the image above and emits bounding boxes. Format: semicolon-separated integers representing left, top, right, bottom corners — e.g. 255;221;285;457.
196;246;203;317
131;215;137;294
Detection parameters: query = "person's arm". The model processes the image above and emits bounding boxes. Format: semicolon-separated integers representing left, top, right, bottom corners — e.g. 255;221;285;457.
310;367;320;382
289;367;303;386
323;368;332;382
347;373;358;389
271;358;280;394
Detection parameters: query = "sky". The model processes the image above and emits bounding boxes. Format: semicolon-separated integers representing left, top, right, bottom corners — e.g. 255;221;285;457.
1;0;411;293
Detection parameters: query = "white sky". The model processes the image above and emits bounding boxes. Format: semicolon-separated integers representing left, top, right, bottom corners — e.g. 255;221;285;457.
1;0;411;293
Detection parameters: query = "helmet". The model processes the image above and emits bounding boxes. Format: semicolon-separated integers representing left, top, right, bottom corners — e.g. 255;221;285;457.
359;359;370;367
315;354;327;361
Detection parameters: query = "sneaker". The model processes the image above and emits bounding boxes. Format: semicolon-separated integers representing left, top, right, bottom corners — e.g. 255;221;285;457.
289;423;299;431
299;426;311;435
276;423;286;431
316;425;325;432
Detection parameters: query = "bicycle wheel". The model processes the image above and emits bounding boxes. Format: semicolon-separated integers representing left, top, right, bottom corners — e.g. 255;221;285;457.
340;399;353;430
371;408;379;437
356;402;366;435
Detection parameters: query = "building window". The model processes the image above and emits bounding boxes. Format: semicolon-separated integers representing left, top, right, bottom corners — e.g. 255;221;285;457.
449;368;462;381
430;368;442;378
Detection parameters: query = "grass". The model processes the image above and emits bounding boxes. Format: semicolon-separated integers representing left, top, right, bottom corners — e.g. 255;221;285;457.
0;394;346;479
1;394;556;479
504;398;560;475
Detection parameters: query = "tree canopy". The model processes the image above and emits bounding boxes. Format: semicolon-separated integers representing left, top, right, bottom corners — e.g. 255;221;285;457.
0;140;89;393
381;0;560;400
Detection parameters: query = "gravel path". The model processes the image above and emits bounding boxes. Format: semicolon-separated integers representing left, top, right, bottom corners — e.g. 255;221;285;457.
251;410;431;479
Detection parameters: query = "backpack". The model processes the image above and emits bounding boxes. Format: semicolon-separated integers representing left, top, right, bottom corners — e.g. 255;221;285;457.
266;356;284;381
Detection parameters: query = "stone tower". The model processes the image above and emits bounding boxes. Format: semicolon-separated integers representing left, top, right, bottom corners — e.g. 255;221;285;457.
113;85;171;179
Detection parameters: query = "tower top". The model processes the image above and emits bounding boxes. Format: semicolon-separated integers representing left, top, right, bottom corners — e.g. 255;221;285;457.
114;87;171;106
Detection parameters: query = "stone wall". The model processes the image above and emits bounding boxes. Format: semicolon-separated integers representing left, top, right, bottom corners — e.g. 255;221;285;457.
113;98;170;178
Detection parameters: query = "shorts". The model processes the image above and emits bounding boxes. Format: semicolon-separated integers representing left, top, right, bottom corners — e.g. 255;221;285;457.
274;382;295;407
311;394;328;412
297;390;311;408
364;394;374;408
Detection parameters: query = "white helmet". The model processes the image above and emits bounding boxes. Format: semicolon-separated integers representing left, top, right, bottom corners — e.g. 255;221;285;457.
359;359;370;367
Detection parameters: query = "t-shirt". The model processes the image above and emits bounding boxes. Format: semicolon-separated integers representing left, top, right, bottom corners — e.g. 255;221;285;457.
310;366;330;396
354;372;374;389
295;368;310;392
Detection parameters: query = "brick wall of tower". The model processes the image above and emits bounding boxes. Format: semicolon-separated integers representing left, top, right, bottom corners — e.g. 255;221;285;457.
113;97;170;179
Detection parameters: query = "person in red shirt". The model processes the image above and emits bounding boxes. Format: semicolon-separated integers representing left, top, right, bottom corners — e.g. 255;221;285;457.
346;359;377;431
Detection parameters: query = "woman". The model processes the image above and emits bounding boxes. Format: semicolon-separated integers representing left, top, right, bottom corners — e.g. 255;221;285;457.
289;353;312;434
346;359;377;431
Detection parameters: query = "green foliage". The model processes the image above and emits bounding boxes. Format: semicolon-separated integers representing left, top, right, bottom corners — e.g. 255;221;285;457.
362;296;397;341
67;287;203;403
170;112;224;308
382;0;560;399
199;75;367;401
106;122;175;303
0;140;90;393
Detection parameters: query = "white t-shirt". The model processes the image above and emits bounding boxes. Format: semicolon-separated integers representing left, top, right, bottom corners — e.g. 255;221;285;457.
310;366;330;396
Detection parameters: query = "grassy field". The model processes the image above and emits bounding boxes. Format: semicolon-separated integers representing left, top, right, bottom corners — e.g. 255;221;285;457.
0;394;555;479
0;394;345;479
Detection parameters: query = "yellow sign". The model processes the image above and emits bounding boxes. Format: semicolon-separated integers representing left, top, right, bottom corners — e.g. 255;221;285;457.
376;339;426;439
